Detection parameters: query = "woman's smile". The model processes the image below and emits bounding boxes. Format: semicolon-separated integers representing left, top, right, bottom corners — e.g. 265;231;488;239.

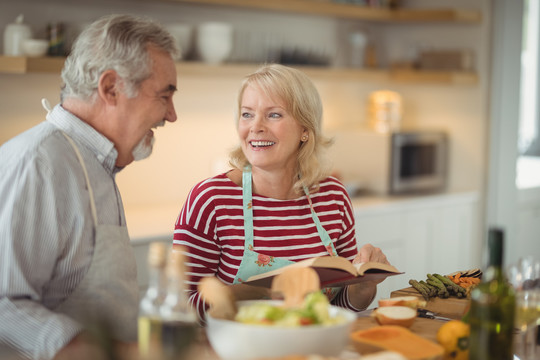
249;140;276;148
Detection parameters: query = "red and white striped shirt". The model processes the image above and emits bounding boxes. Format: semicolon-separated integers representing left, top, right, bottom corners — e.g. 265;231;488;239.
173;172;360;320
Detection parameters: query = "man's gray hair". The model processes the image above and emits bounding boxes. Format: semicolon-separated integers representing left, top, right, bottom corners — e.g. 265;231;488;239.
61;14;178;102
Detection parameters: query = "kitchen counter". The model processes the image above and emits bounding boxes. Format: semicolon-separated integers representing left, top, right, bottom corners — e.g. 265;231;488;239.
125;190;479;244
351;190;479;215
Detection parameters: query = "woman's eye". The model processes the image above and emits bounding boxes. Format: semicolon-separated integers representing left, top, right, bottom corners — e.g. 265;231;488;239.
269;112;281;119
241;112;253;119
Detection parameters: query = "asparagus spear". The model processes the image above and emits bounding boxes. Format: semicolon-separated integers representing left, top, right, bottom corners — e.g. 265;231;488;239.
433;273;467;296
419;280;437;298
409;279;430;300
427;274;449;298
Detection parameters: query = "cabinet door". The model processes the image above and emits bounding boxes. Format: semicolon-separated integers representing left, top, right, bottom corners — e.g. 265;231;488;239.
430;203;475;274
355;211;405;304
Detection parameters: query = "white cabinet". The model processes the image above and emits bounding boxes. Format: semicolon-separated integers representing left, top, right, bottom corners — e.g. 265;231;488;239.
353;191;479;306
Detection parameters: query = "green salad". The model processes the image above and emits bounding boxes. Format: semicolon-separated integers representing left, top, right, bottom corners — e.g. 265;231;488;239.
234;292;345;327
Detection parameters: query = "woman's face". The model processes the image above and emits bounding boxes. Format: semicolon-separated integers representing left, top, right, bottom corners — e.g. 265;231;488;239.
238;84;306;173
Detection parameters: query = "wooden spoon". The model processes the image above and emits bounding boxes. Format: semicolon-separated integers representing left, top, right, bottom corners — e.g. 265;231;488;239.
271;267;321;308
198;277;237;320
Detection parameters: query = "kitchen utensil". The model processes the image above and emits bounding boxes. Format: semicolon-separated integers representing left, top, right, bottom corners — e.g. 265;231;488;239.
205;299;356;360
416;309;452;322
271;266;320;308
196;22;232;64
198;276;237;320
3;14;32;56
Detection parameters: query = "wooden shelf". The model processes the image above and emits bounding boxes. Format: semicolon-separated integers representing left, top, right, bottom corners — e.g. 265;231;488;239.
0;57;478;85
0;56;64;74
166;0;481;23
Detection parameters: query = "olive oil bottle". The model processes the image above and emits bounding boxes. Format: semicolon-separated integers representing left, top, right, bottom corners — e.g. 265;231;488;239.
469;227;516;360
138;242;168;359
158;249;197;360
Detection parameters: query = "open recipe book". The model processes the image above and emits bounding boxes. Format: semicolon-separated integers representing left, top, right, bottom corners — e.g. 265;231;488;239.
244;256;403;288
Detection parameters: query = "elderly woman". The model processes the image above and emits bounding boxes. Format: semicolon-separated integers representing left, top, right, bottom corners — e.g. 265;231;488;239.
173;64;390;321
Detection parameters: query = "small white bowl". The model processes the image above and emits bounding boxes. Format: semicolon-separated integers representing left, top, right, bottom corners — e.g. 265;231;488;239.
205;300;357;360
196;22;233;64
22;39;48;57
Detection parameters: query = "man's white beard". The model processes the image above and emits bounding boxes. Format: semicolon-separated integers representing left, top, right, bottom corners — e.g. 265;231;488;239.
132;133;155;161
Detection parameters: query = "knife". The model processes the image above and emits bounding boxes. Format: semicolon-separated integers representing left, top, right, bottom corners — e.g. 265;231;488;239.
417;308;453;322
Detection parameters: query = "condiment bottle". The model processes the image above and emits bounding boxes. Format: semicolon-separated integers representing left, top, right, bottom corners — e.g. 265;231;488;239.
3;14;32;56
46;22;65;56
468;227;516;360
158;248;197;360
138;242;168;359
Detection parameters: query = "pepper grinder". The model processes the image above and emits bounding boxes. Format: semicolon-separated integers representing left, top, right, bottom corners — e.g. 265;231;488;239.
3;14;32;56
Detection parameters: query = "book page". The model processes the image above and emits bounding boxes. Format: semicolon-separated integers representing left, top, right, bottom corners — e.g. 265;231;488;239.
353;261;401;276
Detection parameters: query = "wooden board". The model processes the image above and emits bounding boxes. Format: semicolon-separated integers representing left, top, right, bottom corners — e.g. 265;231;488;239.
391;287;470;320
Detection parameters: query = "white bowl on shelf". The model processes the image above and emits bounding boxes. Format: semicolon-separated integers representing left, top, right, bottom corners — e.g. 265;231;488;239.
196;22;233;64
22;39;48;57
205;300;357;360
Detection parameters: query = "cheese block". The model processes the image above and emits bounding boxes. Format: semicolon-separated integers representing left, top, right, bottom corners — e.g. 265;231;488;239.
391;287;470;320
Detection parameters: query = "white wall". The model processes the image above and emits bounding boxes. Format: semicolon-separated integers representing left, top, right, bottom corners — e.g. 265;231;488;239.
0;0;490;243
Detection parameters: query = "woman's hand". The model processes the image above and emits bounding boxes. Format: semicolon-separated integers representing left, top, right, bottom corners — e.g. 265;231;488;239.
347;244;391;310
352;243;390;266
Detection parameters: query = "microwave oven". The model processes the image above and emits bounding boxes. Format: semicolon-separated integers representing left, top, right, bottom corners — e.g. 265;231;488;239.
329;130;448;195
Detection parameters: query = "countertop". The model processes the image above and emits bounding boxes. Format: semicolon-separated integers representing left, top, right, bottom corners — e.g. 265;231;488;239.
125;190;479;244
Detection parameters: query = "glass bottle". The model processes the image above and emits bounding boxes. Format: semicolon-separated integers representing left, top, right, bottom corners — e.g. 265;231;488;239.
469;227;516;360
159;249;197;360
46;22;65;56
138;242;168;359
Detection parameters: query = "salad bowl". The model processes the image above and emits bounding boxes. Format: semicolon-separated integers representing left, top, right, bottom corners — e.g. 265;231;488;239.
205;298;357;360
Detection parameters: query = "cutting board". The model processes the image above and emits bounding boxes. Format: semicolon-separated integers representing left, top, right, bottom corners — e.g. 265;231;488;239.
391;287;470;319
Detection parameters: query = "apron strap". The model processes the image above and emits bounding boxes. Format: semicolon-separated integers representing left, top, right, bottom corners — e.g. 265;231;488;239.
242;166;336;256
303;185;337;256
242;166;255;249
61;132;99;228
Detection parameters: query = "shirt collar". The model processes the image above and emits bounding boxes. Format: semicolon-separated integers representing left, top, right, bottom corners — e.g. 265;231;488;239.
46;104;121;174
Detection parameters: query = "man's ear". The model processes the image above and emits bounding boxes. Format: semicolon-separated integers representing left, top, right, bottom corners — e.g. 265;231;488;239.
98;70;119;105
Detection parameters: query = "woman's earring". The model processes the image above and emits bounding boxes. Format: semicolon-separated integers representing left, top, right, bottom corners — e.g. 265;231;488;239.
301;135;308;142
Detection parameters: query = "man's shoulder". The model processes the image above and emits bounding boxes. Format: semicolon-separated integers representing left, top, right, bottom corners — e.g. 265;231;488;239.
0;123;74;176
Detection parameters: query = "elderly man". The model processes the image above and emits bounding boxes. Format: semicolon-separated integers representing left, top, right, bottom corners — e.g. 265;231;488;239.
0;14;178;360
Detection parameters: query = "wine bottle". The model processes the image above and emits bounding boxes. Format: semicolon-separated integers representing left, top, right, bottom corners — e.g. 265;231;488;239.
159;249;198;360
138;242;168;359
469;227;516;360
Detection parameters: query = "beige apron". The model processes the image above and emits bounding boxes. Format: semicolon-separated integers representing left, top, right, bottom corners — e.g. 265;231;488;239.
54;132;138;342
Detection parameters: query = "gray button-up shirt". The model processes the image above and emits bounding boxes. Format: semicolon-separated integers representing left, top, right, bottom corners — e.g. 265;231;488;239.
0;104;126;359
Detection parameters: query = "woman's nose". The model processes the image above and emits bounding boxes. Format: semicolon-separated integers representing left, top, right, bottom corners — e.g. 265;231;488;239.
250;114;265;132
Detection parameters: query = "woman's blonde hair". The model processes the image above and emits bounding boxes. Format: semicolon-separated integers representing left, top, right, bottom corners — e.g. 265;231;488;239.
229;64;333;195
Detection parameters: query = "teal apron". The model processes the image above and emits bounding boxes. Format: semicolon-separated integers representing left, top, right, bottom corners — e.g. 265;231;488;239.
233;166;339;300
